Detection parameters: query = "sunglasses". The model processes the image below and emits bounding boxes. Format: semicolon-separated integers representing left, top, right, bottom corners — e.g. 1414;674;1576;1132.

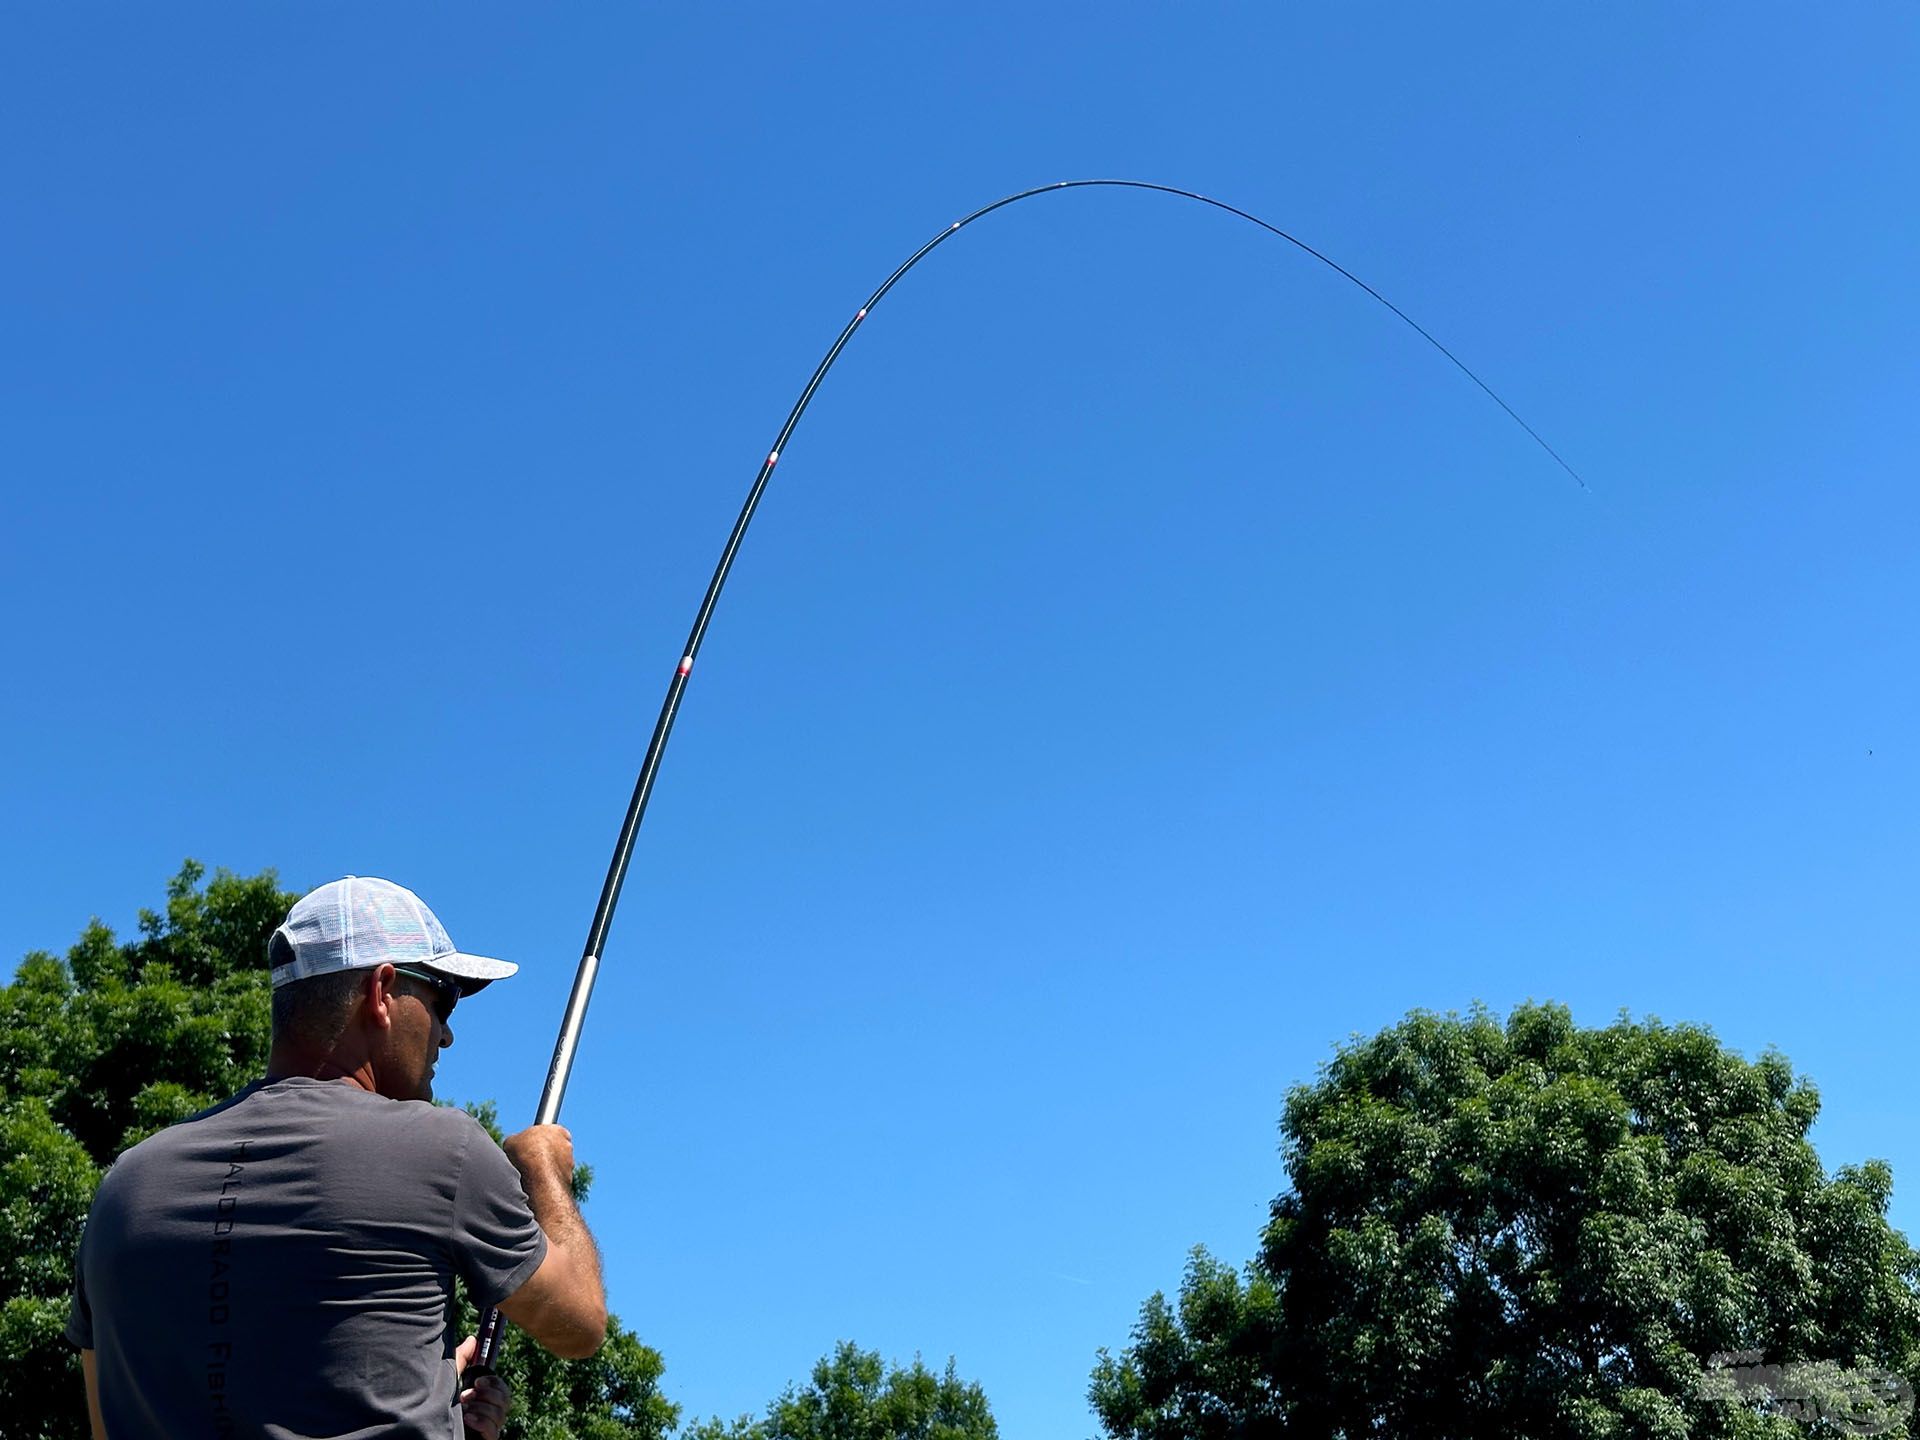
393;966;460;1025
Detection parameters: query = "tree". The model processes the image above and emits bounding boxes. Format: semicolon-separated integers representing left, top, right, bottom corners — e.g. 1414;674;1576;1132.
0;861;676;1440
684;1341;998;1440
1091;1004;1920;1440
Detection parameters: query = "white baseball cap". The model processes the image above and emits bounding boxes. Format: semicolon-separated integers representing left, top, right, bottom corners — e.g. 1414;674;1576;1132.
269;876;518;996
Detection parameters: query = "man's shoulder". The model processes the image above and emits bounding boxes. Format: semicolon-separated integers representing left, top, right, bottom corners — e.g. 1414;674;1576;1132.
92;1084;261;1197
372;1097;515;1173
109;1083;260;1157
109;1082;490;1166
402;1100;495;1146
321;1088;494;1151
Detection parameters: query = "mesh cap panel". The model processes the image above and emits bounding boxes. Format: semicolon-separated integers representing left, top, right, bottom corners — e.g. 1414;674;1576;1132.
268;876;516;993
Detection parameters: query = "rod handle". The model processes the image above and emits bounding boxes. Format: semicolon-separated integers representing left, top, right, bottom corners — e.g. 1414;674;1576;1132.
460;1304;506;1437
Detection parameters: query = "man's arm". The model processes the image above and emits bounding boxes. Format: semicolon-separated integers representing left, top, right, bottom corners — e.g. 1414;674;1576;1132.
81;1350;106;1440
495;1125;607;1359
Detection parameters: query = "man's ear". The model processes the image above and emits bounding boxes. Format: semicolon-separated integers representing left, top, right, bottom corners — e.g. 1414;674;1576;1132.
363;963;400;1031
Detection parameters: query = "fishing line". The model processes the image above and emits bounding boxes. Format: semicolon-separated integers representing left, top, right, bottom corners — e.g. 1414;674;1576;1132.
469;177;1586;1380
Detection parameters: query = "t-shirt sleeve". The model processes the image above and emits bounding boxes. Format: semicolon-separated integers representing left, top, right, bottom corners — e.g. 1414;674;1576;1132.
450;1122;548;1309
64;1224;93;1351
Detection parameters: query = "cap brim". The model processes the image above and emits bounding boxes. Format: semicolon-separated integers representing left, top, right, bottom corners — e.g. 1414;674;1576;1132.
417;952;519;996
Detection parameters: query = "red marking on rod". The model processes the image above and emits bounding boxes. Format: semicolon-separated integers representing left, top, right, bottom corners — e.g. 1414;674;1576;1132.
677;655;693;676
767;450;780;466
855;308;867;321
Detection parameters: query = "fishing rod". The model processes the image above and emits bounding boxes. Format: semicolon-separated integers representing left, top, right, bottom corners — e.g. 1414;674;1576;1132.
468;177;1585;1380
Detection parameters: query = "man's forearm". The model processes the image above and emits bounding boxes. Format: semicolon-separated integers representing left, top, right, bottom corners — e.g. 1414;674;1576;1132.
82;1350;106;1440
524;1174;604;1299
499;1123;608;1354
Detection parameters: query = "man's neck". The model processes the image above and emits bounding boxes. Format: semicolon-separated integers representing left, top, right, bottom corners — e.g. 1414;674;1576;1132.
265;1045;378;1093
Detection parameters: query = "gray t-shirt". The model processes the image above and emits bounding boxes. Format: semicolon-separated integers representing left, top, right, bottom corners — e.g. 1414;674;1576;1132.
66;1076;547;1440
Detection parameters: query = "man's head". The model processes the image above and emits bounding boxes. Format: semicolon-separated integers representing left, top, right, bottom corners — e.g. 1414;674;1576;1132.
267;877;517;1101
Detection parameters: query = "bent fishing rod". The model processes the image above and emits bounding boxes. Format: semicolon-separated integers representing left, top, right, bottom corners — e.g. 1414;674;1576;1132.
469;177;1585;1375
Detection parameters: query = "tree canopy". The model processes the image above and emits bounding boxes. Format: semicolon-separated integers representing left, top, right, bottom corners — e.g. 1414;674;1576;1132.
0;862;676;1440
684;1341;997;1440
1091;1003;1920;1440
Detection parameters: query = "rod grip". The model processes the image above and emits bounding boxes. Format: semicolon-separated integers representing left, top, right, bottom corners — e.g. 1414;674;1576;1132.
460;1305;506;1437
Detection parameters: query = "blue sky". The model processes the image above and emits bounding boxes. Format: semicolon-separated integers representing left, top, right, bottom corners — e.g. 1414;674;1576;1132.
4;5;1917;1435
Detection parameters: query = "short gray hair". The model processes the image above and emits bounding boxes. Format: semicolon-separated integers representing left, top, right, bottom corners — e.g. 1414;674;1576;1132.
270;968;366;1050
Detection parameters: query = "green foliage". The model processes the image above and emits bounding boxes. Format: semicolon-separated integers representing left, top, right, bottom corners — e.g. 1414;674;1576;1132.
684;1341;997;1440
0;863;676;1440
1091;1003;1920;1440
0;1102;102;1439
2;860;284;1170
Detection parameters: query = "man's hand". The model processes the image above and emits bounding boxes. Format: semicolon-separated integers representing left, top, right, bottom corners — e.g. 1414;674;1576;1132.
503;1124;576;1196
454;1333;512;1440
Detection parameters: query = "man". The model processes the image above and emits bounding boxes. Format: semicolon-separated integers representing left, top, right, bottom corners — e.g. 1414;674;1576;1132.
66;875;609;1439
